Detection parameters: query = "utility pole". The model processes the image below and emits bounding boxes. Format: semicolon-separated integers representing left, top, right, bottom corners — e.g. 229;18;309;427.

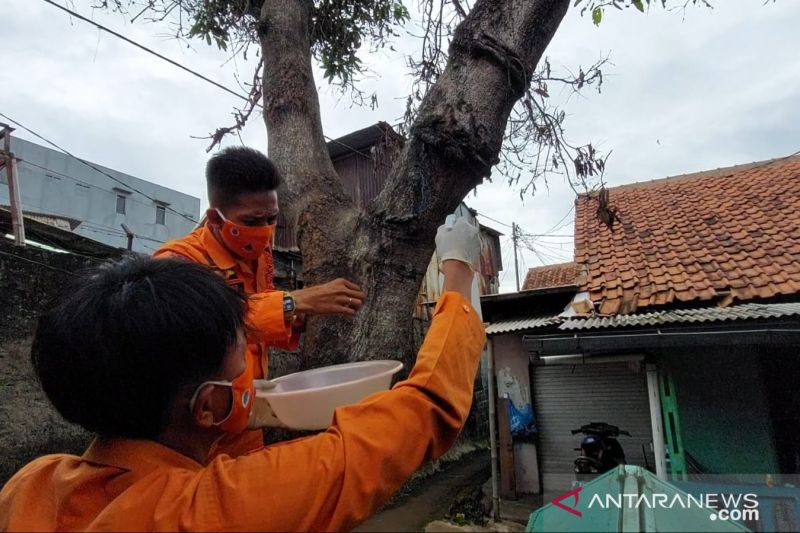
512;222;520;292
0;124;25;247
120;223;134;251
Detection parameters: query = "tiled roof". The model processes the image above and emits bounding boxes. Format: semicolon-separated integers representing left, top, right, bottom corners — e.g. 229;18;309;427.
522;262;578;290
575;155;800;315
560;302;800;330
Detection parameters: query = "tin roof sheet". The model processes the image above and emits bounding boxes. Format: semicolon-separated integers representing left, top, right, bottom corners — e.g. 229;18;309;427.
485;316;561;335
560;301;800;330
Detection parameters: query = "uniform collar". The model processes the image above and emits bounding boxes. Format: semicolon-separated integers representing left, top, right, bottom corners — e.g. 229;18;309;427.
82;437;203;478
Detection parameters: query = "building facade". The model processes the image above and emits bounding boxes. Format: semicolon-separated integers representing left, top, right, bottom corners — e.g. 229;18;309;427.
1;137;200;253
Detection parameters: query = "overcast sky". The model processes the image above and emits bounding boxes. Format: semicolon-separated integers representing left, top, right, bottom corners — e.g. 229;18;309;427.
2;0;799;292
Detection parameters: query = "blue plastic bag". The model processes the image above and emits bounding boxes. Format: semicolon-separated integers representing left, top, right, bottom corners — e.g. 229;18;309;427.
507;401;537;437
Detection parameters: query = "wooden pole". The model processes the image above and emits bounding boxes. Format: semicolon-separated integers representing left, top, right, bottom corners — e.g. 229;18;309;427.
1;125;25;246
487;338;501;521
120;223;134;251
512;222;520;292
497;395;517;500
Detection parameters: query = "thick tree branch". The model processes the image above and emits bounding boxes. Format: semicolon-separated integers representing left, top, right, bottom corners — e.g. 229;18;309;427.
260;0;356;275
371;0;571;237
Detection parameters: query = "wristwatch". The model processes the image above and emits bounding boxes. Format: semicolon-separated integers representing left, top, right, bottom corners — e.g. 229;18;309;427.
282;292;296;320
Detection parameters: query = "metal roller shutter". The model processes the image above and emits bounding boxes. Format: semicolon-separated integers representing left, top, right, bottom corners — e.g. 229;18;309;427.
532;362;655;498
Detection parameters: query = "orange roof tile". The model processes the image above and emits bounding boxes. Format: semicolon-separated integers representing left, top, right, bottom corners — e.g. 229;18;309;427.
575;155;800;314
522;262;578;290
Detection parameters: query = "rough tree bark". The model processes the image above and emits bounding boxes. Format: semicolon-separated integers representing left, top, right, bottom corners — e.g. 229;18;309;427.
262;0;570;370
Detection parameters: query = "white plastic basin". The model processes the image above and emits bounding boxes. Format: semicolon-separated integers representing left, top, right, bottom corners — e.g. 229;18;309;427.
258;360;403;430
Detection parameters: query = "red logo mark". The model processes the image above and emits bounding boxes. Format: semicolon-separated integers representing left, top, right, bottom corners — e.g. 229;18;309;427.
552;486;583;517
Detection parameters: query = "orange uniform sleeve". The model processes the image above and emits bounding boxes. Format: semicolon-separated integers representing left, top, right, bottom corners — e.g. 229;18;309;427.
155;249;300;351
199;291;485;532
246;292;301;351
0;292;484;532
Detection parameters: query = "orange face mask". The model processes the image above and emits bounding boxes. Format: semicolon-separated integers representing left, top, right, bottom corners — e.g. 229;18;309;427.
189;362;255;434
215;209;276;261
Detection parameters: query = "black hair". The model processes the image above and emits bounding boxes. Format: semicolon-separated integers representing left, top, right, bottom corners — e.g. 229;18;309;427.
31;255;247;439
206;146;281;208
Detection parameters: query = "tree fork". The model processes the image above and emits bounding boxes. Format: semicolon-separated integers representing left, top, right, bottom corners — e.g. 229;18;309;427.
372;0;570;226
259;0;571;369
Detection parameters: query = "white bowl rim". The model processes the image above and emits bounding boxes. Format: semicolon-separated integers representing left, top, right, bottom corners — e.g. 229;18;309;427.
262;359;404;399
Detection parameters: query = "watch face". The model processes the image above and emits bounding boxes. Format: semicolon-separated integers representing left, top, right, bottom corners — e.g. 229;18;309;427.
283;297;295;313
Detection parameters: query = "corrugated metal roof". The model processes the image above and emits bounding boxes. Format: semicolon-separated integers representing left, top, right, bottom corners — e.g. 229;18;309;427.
560;302;800;330
486;316;560;335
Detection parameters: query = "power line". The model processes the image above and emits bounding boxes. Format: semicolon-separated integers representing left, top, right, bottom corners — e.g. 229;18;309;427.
498;237;515;286
37;0;574;236
474;211;513;229
521;240;571;264
520;232;573;239
78;225;164;245
41;0;246;104
2;187;167;246
541;205;575;236
3;228;113;263
39;0;585;254
16;157;183;220
0;112;199;225
40;0;389;167
135;235;157;253
0;248;77;275
474;209;572;239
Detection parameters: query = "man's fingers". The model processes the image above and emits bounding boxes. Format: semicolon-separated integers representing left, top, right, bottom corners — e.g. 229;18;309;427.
342;289;366;303
296;279;366;317
340;279;362;292
338;295;364;310
339;304;357;317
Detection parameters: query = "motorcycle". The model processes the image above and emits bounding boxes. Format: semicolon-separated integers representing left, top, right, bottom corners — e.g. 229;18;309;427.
572;422;631;476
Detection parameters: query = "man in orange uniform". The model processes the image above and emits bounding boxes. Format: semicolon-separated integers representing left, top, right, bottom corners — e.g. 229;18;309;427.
154;146;366;457
0;218;484;532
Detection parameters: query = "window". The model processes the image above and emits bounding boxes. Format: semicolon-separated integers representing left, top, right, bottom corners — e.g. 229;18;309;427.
155;205;166;225
116;194;126;215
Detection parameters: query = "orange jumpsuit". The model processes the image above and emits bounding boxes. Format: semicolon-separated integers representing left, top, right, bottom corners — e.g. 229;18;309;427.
153;225;300;457
0;293;485;532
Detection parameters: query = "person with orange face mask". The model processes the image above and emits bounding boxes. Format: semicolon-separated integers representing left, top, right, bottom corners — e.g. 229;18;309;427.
0;220;485;532
154;146;366;457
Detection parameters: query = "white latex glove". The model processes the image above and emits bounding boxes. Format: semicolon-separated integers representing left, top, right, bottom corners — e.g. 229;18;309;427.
435;217;481;271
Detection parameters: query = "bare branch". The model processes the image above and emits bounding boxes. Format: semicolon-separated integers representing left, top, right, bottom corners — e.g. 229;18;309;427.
191;59;263;152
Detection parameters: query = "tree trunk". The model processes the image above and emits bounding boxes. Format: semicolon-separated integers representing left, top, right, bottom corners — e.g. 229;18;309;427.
261;0;570;371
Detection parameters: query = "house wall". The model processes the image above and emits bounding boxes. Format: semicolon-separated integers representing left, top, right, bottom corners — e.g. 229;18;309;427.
2;137;200;253
494;334;531;410
274;146;394;251
663;347;778;476
492;333;540;494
